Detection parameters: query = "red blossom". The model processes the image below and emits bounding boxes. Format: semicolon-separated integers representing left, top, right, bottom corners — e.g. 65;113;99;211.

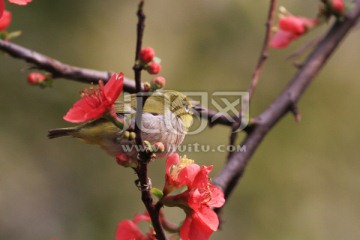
27;72;47;85
115;213;154;240
163;157;225;240
177;166;225;240
140;47;155;63
0;9;11;30
270;15;319;49
147;62;161;75
63;72;124;123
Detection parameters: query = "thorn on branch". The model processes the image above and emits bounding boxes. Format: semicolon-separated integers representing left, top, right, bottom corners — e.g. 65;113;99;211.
290;104;301;122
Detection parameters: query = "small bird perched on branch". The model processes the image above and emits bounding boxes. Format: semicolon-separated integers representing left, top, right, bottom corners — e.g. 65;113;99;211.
48;89;194;167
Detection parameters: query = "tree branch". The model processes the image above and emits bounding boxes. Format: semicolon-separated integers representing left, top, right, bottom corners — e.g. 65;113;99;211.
0;39;237;128
214;2;360;202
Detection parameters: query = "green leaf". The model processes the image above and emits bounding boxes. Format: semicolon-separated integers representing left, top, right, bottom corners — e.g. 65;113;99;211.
151;187;163;199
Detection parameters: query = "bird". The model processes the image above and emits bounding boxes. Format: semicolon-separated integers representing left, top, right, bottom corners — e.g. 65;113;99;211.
48;90;194;166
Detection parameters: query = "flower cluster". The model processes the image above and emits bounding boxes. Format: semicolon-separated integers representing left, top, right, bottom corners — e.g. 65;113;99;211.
63;72;124;123
139;47;162;75
270;1;345;49
117;154;225;240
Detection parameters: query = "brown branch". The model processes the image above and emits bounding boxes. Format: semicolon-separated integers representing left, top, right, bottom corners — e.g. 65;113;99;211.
131;1;166;239
214;2;360;203
0;39;237;128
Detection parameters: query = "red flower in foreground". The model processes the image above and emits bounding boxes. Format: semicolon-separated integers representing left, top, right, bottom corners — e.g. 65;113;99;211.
0;9;11;30
179;166;225;240
0;0;32;18
63;72;124;123
163;155;225;240
270;15;318;48
116;213;155;240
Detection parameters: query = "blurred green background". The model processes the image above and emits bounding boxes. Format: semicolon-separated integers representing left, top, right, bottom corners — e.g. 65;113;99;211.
1;1;360;239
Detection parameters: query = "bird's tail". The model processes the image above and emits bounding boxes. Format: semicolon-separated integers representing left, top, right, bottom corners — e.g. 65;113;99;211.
48;127;77;139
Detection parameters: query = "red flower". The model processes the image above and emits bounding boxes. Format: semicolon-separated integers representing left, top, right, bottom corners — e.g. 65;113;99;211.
0;9;11;30
163;154;200;195
162;160;225;240
178;166;225;240
0;0;32;18
63;72;124;123
140;47;155;63
147;62;161;75
116;213;155;240
27;72;47;85
270;15;318;49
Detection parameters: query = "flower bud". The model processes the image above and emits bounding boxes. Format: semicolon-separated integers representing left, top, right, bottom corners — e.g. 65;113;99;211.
143;82;151;92
139;47;155;63
147;62;162;75
0;10;12;31
153;142;165;153
151;76;166;89
330;0;344;14
27;72;47;85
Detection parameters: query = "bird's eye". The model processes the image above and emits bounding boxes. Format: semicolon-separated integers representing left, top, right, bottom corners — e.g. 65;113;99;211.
184;104;190;113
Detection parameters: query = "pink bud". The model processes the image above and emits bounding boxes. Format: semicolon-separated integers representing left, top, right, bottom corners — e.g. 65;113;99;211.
27;72;47;85
140;47;155;63
153;142;165;152
147;62;162;75
152;76;166;88
331;0;344;14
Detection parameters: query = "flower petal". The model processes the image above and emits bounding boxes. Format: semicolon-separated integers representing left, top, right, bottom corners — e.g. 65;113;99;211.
104;72;124;103
0;0;5;18
8;0;32;5
207;185;225;208
63;96;106;123
269;30;298;48
195;206;219;231
180;214;214;240
177;163;200;187
165;153;179;176
115;220;147;240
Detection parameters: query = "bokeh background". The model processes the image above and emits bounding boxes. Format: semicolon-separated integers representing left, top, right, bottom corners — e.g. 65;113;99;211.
1;1;360;239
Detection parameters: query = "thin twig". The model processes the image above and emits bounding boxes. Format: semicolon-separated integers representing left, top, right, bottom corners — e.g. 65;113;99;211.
131;1;166;239
227;0;277;158
214;1;360;210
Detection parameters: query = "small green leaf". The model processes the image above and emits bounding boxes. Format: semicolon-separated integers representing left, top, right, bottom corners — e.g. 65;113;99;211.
7;31;22;40
151;187;163;199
